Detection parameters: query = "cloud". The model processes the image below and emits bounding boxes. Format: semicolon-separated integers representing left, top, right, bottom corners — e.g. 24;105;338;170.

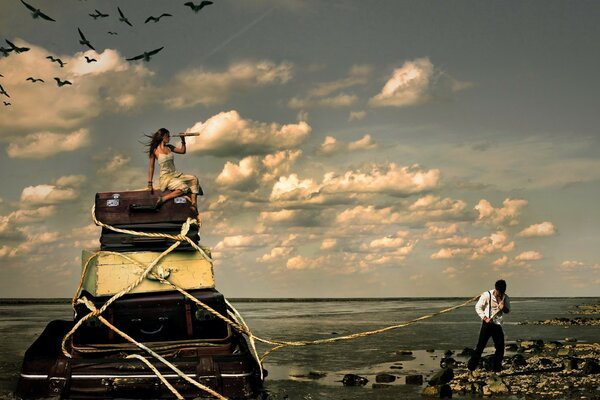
423;223;459;239
316;134;377;156
493;256;509;267
348;111;366;121
216;156;261;191
475;198;528;227
369;58;471;108
164;60;293;109
336;206;401;226
270;174;320;202
320;238;338;250
0;41;153;135
6;129;90;159
363;231;410;250
20;184;78;205
288;65;371;109
95;150;146;190
55;175;86;188
261;150;302;182
559;260;600;272
431;231;515;260
518;221;557;237
321;163;440;197
515;251;543;261
186;111;311;157
257;246;294;263
286;255;325;270
214;234;268;251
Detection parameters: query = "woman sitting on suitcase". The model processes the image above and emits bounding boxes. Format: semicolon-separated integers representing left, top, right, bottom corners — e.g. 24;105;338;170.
146;128;202;209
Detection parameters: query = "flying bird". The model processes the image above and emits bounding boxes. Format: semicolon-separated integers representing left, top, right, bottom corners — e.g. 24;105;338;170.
126;46;164;62
54;77;72;87
3;101;10;106
5;40;30;54
117;7;133;27
184;1;213;13
84;56;97;63
46;56;66;67
0;74;3;77
0;85;10;98
77;28;95;51
89;9;109;19
0;47;12;57
26;77;44;83
107;31;118;35
20;0;56;21
144;13;172;23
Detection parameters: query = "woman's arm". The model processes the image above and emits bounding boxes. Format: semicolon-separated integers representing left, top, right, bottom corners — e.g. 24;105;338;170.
147;155;155;192
172;136;186;154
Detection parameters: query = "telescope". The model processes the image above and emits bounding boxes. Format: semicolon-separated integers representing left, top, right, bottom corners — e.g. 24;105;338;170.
174;132;201;137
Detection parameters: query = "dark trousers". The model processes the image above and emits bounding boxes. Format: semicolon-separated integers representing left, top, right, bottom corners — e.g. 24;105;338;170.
468;322;504;371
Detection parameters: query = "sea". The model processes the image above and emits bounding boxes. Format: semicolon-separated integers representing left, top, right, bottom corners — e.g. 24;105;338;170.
1;297;598;399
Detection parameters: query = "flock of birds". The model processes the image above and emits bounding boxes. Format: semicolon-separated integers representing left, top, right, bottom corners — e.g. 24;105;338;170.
1;0;215;107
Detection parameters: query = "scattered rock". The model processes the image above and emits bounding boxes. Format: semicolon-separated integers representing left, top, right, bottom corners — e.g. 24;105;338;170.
562;357;579;371
306;371;326;379
582;359;600;374
505;343;519;352
390;365;403;370
426;348;436;353
511;354;527;368
428;368;454;385
458;347;476;357
405;374;423;385
397;350;413;356
341;374;368;386
444;350;454;357
375;373;396;383
440;357;456;368
484;375;509;395
422;385;440;396
564;337;578;342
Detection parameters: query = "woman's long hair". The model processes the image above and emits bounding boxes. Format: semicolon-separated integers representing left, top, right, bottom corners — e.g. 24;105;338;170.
145;128;170;158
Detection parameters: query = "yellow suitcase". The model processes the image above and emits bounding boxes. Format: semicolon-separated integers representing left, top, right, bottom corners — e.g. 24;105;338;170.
81;249;214;296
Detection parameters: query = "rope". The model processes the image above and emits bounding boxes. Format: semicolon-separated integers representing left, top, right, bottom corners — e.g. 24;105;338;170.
63;203;482;400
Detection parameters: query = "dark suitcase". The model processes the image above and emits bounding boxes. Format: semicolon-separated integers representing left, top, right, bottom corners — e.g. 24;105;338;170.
18;320;263;399
73;289;229;345
95;190;198;226
100;223;200;251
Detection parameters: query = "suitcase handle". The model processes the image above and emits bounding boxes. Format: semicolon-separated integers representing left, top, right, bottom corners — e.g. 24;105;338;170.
139;325;164;335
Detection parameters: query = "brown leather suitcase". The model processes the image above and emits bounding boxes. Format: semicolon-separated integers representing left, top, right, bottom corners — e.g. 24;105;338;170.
73;289;229;345
17;320;263;399
100;223;200;251
95;190;197;225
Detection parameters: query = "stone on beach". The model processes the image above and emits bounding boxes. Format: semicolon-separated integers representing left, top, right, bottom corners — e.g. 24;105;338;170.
375;373;396;383
341;373;368;386
428;367;454;385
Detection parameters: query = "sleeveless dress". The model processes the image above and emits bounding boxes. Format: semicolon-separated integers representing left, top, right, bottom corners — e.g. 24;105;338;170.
157;152;201;194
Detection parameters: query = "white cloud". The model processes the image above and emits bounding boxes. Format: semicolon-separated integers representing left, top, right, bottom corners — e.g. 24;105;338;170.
348;111;366;121
431;231;515;260
515;251;543;261
321;163;440;197
423;223;459;239
558;260;600;272
164;61;293;109
320;238;338;250
7;129;90;159
20;184;78;205
216;156;261;191
257;246;294;263
493;256;509;267
518;221;557;237
186;111;311;157
261;150;302;182
475;198;528;227
270;174;320;202
369;57;471;108
288;65;371;109
55;175;86;188
286;255;325;270
258;209;321;227
0;42;153;135
336;205;401;226
214;234;268;251
316;134;377;156
364;231;410;250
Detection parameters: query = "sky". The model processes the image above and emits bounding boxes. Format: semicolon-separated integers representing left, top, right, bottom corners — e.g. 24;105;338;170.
0;0;599;298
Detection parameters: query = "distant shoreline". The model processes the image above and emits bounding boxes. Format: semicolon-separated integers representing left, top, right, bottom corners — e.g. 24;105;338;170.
0;297;598;304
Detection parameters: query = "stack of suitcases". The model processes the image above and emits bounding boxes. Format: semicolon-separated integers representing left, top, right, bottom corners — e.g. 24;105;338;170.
17;190;263;399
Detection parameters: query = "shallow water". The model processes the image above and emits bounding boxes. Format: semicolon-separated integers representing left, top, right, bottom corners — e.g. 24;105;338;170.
1;297;598;399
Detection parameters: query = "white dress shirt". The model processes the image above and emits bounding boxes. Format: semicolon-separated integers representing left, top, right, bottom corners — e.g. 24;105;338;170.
475;290;510;325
